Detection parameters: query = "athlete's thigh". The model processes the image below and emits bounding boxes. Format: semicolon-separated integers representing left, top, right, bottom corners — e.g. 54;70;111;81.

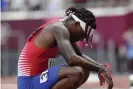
33;65;63;89
33;65;84;89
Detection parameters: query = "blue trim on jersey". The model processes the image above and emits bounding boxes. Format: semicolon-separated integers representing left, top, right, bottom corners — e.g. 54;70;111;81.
18;65;63;89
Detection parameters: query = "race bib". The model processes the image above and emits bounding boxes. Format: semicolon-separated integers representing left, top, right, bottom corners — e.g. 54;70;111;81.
40;70;48;83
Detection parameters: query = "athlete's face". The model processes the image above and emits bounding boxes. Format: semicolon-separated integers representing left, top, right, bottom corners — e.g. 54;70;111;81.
72;21;95;45
70;21;86;41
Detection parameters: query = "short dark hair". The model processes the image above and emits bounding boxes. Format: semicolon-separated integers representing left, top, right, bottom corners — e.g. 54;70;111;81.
65;7;96;29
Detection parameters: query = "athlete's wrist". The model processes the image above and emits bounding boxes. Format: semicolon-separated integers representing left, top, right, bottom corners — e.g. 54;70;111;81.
91;63;103;73
98;64;107;73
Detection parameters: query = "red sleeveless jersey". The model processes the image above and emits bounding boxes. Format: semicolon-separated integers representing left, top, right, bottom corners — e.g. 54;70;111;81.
18;19;60;76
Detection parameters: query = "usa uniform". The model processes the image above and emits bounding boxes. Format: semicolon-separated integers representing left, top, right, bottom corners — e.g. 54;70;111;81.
17;19;62;89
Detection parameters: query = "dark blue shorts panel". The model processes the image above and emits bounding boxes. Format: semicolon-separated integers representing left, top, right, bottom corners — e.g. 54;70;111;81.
18;65;62;89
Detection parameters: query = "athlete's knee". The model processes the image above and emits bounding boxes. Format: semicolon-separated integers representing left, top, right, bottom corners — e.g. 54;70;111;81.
73;67;90;87
69;66;84;83
57;66;85;89
58;66;84;85
73;66;84;78
69;67;90;88
79;69;90;85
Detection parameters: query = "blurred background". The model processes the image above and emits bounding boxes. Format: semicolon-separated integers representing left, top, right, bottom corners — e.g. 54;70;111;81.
1;0;133;89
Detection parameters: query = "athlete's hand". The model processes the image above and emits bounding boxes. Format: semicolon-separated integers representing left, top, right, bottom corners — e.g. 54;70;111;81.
98;65;113;89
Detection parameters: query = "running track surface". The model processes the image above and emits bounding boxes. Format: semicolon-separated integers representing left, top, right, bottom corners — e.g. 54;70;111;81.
1;75;129;89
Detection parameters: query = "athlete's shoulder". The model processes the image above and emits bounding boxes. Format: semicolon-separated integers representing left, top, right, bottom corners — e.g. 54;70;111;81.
27;19;63;41
51;21;70;39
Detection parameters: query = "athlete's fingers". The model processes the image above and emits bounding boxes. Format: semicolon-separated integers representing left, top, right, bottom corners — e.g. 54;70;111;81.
101;76;105;86
108;78;113;89
99;75;102;86
99;74;105;86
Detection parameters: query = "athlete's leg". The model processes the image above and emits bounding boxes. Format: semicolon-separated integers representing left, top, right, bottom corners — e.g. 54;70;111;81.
33;65;90;89
77;69;90;87
52;66;90;89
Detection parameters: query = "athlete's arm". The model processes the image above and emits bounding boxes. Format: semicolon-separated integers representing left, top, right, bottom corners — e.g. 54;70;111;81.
52;24;113;89
71;42;102;67
52;24;100;72
71;42;113;89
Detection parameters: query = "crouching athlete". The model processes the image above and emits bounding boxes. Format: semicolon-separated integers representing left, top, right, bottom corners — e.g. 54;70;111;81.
17;7;113;89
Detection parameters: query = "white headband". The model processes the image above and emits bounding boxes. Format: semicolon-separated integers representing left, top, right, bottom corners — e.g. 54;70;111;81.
72;14;86;31
71;14;95;36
